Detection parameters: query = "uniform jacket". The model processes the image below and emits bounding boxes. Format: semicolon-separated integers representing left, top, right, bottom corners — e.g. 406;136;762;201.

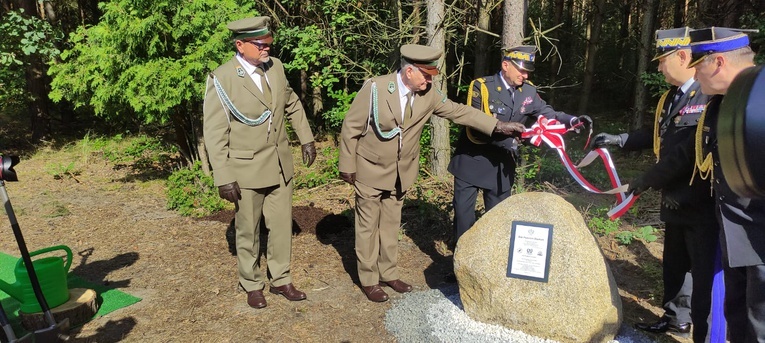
339;73;498;191
701;95;765;267
622;81;715;224
448;74;576;192
204;56;314;188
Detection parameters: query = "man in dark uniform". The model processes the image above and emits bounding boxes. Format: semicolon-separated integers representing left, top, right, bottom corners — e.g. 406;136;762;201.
690;27;765;343
203;16;316;309
592;28;717;342
448;45;592;243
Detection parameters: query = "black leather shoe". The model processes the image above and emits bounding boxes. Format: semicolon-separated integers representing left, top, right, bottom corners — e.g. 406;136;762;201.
635;317;691;337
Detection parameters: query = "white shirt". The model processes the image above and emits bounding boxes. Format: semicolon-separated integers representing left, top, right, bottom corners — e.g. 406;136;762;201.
236;54;269;93
679;77;695;95
396;72;414;121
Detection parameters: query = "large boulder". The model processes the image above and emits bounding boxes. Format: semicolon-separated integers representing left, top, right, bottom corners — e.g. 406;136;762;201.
454;192;622;343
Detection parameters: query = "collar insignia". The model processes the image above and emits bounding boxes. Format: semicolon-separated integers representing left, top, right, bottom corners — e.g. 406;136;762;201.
236;66;245;78
388;81;396;94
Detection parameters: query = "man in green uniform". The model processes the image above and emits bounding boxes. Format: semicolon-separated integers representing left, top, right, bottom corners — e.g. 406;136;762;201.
338;44;525;302
203;16;316;309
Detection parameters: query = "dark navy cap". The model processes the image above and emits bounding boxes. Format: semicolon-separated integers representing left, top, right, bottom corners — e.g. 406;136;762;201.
502;45;536;72
689;27;753;67
653;27;693;61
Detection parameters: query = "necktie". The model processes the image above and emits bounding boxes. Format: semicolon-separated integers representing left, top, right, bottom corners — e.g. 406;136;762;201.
404;92;413;122
672;89;684;109
253;68;272;102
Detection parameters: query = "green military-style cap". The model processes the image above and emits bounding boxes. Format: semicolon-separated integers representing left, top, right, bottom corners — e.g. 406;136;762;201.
502;45;536;72
227;16;274;44
400;44;442;76
653;27;693;61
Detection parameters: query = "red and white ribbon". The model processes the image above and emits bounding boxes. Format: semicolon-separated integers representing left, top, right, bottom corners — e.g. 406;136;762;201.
521;117;637;219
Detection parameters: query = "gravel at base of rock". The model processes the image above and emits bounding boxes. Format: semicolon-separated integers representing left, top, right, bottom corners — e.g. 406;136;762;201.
385;285;655;343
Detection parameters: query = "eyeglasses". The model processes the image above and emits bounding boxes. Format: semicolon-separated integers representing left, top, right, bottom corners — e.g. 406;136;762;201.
242;40;271;49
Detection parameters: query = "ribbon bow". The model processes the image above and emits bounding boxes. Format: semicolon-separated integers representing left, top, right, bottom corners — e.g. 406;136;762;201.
520;116;635;219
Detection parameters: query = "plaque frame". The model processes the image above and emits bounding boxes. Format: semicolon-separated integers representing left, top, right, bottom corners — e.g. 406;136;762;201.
506;221;553;282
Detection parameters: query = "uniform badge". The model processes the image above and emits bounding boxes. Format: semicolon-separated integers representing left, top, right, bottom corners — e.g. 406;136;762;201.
489;105;495;110
690;90;696;98
497;86;502;92
388;82;396;94
674;116;681;124
236;66;245;78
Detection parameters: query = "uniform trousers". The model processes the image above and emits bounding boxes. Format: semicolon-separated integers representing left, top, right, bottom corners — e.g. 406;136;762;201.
723;263;765;342
663;221;719;342
354;179;405;287
452;176;510;240
235;176;294;292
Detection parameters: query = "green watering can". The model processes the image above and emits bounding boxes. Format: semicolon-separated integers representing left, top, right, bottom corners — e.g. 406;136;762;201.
0;245;72;313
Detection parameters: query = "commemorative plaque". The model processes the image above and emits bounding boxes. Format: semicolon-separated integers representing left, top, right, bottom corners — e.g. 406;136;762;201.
507;221;553;282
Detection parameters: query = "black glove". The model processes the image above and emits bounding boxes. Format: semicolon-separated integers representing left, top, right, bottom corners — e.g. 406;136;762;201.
627;177;649;196
302;142;317;167
589;133;624;149
494;121;526;136
663;195;681;210
339;172;356;185
218;181;241;204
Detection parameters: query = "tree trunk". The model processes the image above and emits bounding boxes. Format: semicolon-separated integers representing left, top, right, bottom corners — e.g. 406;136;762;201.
548;0;565;105
721;0;745;27
1;1;13;12
427;0;451;179
503;0;526;188
16;0;51;141
474;0;492;78
170;104;201;166
43;0;55;23
618;0;630;69
631;0;658;130
577;0;605;115
673;0;685;27
502;0;526;48
413;0;422;42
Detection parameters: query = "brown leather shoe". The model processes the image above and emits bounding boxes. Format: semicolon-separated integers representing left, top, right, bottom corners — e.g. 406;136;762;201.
362;285;389;302
246;290;267;308
269;283;307;301
382;279;413;293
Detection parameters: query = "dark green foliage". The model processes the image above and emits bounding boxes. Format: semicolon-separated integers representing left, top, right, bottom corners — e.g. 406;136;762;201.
294;146;340;189
166;161;226;217
740;14;765;65
0;9;61;110
48;0;257;123
641;72;671;99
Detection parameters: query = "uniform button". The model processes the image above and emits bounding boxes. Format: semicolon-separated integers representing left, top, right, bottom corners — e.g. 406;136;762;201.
719;196;725;201
716;179;720;184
